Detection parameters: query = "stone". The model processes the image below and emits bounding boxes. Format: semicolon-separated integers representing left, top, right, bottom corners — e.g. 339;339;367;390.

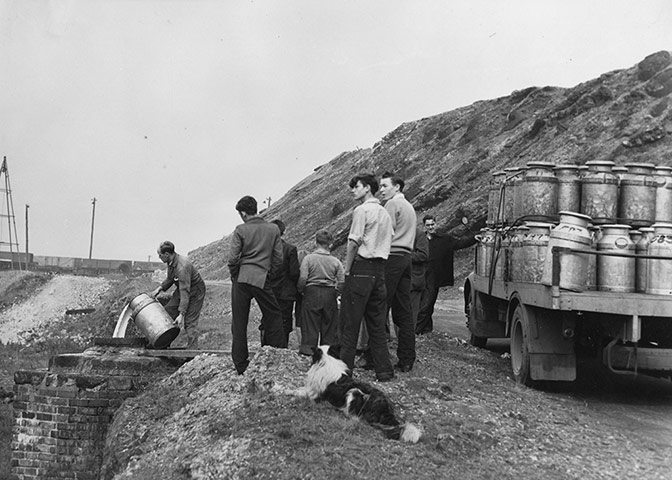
637;51;672;81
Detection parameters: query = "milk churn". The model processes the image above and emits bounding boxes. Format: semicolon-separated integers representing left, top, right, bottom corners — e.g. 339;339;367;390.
512;166;527;223
596;225;635;293
636;227;655;293
580;160;618;224
476;228;494;276
494;230;511;281
541;211;593;291
502;167;520;225
522;162;558;221
646;223;672;295
619;163;656;228
653;165;672;223
585;225;601;290
554;165;581;214
521;222;552;282
129;293;180;349
487;171;507;226
509;226;528;282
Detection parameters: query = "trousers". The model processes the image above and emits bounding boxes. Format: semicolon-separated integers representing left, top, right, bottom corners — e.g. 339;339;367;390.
231;278;287;374
339;258;393;380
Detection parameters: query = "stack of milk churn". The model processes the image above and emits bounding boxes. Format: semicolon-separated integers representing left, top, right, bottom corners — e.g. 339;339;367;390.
478;160;672;295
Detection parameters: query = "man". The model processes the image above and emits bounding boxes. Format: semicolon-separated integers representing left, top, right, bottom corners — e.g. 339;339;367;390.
410;225;429;326
269;219;300;345
228;195;287;374
416;214;477;335
151;240;206;349
379;171;417;372
339;173;395;382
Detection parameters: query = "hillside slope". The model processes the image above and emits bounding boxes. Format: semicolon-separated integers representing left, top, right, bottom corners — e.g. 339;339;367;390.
191;50;672;281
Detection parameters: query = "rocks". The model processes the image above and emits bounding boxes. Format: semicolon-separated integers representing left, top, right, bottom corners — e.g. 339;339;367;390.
637;51;672;81
646;67;672;98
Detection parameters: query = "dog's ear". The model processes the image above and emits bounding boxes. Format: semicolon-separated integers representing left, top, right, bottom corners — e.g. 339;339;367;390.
327;344;341;359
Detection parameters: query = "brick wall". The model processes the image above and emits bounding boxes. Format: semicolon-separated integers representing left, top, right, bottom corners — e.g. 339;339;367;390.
10;346;190;480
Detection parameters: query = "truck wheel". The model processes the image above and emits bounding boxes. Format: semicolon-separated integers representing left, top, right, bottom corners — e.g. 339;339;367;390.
510;304;534;387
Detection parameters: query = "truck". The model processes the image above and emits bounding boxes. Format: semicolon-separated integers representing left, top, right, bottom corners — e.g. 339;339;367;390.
463;223;672;388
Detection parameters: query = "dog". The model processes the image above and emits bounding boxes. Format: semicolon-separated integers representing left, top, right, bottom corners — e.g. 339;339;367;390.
293;345;422;443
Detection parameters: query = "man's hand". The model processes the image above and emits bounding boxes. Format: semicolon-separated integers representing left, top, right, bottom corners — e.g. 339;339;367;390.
175;313;185;330
150;287;162;299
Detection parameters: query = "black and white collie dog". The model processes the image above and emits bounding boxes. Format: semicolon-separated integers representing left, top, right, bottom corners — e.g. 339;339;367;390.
293;345;422;443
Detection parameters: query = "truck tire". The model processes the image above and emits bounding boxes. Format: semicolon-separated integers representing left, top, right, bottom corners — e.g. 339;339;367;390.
510;303;535;387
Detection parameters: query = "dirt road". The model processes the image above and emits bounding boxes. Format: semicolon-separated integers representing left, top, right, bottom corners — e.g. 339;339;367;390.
433;295;672;450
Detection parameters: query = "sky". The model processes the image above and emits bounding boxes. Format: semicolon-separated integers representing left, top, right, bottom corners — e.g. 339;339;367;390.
0;0;670;262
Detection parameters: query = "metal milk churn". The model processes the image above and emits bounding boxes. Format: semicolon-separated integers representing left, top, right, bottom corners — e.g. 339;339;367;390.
129;293;180;349
596;224;635;293
653;165;672;223
618;162;656;228
522;162;558;221
585;225;601;290
554;164;581;214
580;160;618;224
508;226;528;282
494;230;511;281
502;167;520;225
636;227;655;293
521;222;552;282
487;171;506;227
512;166;527;223
476;228;494;276
646;223;672;295
541;211;593;291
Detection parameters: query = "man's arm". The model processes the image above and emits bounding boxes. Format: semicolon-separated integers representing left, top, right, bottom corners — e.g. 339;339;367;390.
344;239;359;275
270;232;284;275
412;229;429;265
297;256;309;293
228;228;243;277
287;245;300;282
176;261;193;315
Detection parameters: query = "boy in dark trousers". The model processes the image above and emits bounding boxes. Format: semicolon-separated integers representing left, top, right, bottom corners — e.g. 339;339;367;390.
297;230;345;355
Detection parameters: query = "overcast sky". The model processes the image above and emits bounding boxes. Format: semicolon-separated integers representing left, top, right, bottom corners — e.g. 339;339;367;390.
0;0;670;262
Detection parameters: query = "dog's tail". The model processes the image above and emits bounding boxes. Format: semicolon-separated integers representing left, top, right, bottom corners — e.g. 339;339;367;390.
378;423;422;443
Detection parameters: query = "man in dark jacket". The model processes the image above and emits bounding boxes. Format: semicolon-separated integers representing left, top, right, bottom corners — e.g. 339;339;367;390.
269;219;300;345
416;215;476;335
228;196;287;374
410;226;429;326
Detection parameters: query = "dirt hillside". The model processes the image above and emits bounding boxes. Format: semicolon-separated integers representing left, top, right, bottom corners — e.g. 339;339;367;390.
191;50;672;280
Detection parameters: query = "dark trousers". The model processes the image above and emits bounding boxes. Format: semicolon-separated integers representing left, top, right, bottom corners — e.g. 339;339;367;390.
416;270;438;334
384;253;415;367
231;278;287;374
299;285;339;355
278;297;295;338
410;288;423;326
164;281;206;349
339;258;393;379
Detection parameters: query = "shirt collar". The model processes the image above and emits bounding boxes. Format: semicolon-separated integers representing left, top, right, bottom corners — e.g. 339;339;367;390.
363;197;381;205
393;192;405;200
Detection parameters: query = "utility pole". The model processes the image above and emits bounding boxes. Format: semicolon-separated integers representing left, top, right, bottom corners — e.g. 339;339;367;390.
89;197;96;259
264;196;272;209
0;156;21;270
25;204;29;270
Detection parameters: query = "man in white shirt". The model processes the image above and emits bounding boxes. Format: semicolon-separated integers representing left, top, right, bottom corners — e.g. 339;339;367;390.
339;173;395;382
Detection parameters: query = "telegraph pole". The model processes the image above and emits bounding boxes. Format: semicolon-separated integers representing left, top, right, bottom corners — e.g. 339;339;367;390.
25;204;29;270
89;197;96;259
